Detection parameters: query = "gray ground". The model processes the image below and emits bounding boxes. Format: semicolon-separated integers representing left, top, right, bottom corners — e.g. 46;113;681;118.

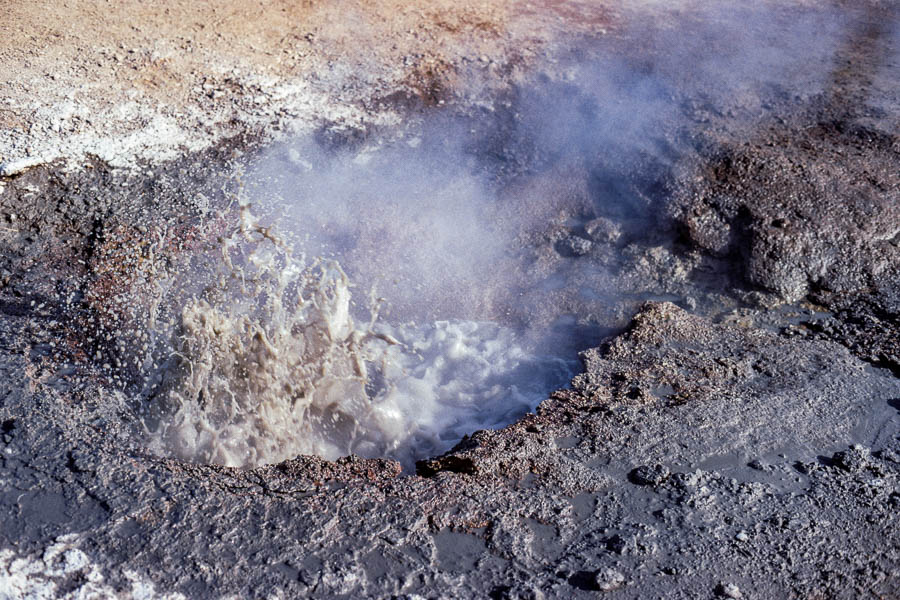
1;1;898;598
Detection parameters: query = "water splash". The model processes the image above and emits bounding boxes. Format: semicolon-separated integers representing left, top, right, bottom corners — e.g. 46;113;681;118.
134;201;571;468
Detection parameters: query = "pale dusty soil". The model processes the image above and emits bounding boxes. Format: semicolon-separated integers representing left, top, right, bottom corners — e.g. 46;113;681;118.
0;0;612;169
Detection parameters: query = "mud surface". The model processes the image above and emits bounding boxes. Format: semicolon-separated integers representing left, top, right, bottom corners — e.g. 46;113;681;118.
1;1;899;598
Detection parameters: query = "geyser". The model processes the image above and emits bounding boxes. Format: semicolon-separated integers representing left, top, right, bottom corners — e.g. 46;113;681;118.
95;0;851;470
132;186;574;470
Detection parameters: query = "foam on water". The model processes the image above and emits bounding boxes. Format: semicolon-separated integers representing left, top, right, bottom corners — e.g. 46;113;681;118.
135;202;572;468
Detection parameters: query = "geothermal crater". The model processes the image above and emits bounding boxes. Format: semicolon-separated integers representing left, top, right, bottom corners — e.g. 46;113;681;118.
0;1;898;598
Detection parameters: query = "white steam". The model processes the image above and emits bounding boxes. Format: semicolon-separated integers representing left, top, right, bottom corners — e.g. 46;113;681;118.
138;201;571;469
127;0;862;469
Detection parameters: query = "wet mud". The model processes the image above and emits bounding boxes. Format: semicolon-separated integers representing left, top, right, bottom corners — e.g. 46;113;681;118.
1;1;898;598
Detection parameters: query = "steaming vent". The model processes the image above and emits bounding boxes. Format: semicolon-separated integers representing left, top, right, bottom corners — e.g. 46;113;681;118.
135;199;573;469
96;124;587;470
79;4;842;469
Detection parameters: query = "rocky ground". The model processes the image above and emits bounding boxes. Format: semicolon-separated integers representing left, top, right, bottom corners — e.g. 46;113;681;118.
1;0;898;598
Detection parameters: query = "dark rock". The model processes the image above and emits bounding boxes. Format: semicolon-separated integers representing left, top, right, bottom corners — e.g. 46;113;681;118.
416;455;478;477
584;217;622;245
605;534;628;554
555;234;593;257
716;582;743;598
832;445;871;473
628;464;671;487
594;568;625;591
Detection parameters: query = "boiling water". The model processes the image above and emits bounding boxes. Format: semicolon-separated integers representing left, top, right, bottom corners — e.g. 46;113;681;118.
133;201;572;469
117;3;860;470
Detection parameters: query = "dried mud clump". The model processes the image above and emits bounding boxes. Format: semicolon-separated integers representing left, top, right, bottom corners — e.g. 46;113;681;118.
671;118;900;373
672;120;899;303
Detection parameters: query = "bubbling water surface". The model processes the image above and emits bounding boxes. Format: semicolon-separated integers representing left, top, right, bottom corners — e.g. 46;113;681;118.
136;201;572;468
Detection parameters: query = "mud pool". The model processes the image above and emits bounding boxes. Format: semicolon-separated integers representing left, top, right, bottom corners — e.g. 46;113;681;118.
0;1;898;598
